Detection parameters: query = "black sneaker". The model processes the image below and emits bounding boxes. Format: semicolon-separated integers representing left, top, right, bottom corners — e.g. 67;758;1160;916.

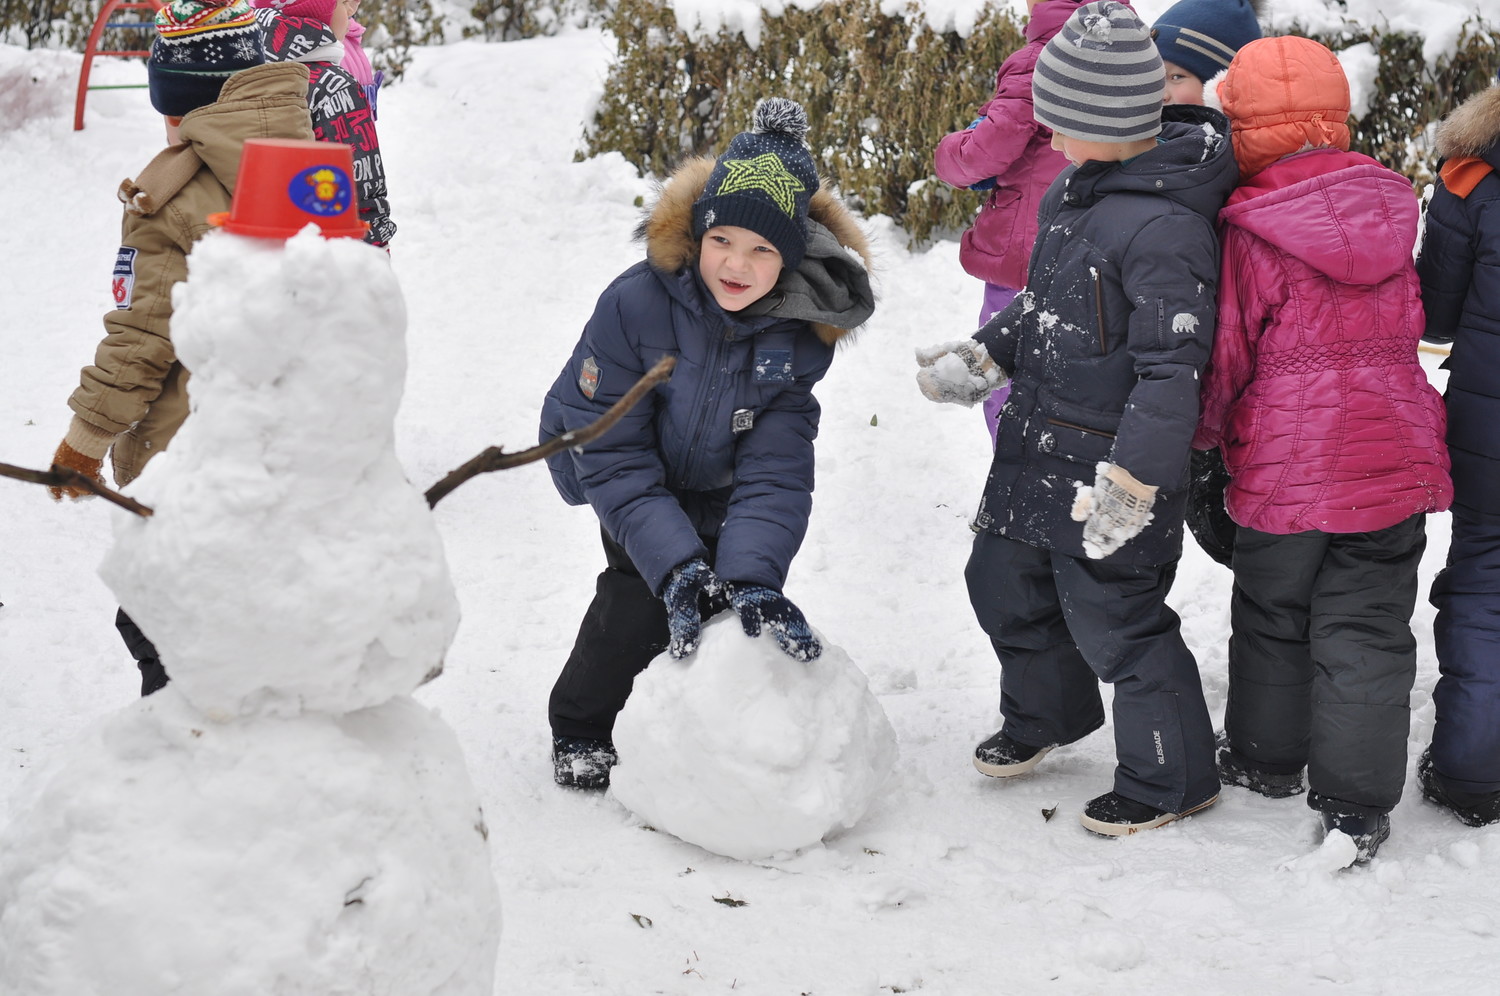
1215;730;1304;798
1418;748;1500;827
1321;809;1391;863
1080;790;1218;836
973;730;1052;777
552;736;617;790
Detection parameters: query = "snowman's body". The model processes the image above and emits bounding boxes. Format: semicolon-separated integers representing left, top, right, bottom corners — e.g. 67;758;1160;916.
0;229;500;994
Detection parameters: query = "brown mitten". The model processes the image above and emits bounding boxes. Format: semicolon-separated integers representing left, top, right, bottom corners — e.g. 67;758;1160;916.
49;417;115;501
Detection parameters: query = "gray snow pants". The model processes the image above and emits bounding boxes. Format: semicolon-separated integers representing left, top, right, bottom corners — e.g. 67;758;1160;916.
965;532;1219;814
1224;517;1426;817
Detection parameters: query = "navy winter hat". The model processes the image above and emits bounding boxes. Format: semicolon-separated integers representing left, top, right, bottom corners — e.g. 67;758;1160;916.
148;0;266;117
1150;0;1263;86
1033;1;1165;144
692;98;820;270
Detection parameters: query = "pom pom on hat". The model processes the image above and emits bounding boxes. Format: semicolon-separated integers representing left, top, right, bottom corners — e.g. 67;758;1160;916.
148;0;265;117
691;97;820;270
1033;1;1165;144
1150;0;1263;87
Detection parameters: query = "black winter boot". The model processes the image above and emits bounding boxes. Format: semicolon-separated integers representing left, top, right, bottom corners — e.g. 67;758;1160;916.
1418;748;1500;827
1320;809;1391;863
973;730;1052;777
1215;730;1304;798
552;736;618;790
1080;790;1218;836
139;658;170;697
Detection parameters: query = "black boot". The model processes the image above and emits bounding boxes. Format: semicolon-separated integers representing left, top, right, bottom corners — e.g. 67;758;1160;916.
1418;748;1500;827
552;736;617;790
139;657;170;697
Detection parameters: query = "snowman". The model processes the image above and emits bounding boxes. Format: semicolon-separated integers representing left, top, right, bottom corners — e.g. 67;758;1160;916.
0;140;500;994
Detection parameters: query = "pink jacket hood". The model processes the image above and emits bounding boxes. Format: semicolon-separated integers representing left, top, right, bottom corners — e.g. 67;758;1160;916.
1221;149;1417;286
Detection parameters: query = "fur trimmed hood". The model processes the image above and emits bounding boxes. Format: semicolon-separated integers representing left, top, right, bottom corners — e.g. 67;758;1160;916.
637;157;875;346
1436;84;1500;161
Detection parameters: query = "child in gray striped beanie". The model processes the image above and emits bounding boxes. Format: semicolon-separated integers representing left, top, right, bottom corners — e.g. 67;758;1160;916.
1032;0;1164;148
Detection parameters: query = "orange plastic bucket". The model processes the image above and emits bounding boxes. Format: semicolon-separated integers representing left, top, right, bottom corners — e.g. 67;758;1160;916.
208;138;369;240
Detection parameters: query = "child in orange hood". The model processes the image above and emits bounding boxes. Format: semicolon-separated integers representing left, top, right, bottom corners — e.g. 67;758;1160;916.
1194;36;1452;864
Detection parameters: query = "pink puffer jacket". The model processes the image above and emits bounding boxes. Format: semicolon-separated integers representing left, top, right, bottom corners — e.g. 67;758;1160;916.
1194;147;1452;533
932;0;1083;289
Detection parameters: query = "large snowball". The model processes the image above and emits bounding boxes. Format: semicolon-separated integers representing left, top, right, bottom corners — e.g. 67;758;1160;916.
610;616;897;860
0;692;500;995
99;229;459;718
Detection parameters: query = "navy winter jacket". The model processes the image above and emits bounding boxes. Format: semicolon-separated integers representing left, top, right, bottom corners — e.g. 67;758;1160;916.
540;158;874;594
1418;85;1500;520
972;105;1239;565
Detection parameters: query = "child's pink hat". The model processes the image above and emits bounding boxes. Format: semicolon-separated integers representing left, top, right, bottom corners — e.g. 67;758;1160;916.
249;0;340;26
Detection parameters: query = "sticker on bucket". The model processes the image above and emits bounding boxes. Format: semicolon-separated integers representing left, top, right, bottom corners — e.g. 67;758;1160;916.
288;165;353;217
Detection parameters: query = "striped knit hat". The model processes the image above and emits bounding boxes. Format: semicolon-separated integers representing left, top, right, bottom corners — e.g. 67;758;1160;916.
1150;0;1263;86
1033;1;1165;144
148;0;265;117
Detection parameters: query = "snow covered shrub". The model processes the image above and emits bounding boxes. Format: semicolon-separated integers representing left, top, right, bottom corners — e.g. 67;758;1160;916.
1287;14;1500;187
580;0;1025;244
582;0;1498;239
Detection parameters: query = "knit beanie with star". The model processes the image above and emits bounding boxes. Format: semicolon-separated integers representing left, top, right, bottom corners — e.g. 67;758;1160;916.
692;98;820;270
1033;1;1165;144
148;0;266;117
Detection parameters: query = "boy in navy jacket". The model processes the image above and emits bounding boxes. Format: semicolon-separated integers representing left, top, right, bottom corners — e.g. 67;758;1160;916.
539;99;875;789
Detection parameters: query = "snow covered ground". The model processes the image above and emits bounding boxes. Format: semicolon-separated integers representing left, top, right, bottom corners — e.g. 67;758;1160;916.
2;11;1497;994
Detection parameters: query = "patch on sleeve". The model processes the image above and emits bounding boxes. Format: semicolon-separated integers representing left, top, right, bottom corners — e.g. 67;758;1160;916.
754;348;793;383
731;408;755;433
111;247;138;310
1171;312;1200;335
579;356;601;399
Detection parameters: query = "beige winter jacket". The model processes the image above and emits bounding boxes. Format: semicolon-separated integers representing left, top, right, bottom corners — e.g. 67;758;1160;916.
66;62;313;486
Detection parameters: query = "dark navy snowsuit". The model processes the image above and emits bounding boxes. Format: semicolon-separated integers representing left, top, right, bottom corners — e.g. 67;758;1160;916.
965;105;1238;814
1419;88;1500;796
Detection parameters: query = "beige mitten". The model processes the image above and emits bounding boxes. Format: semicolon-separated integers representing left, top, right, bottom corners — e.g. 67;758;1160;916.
915;339;1008;407
1071;462;1158;559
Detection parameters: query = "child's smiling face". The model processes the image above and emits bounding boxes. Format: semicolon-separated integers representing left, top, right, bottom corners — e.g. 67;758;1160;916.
698;226;784;312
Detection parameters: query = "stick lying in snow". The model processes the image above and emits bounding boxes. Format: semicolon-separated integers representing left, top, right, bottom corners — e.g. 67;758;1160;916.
0;461;156;518
424;355;676;508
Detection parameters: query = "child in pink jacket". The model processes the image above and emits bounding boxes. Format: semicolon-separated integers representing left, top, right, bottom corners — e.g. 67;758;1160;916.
1194;36;1452;864
932;0;1084;444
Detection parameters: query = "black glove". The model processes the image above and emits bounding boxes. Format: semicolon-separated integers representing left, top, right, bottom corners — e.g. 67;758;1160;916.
662;558;721;659
725;583;821;662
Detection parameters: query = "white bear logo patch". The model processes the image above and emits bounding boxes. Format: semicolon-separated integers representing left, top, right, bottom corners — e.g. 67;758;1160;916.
1171;312;1199;335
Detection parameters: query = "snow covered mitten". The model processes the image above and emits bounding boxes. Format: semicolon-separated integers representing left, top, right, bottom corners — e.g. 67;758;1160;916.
662;557;722;659
724;584;821;662
48;417;115;501
1071;462;1158;560
914;339;1007;407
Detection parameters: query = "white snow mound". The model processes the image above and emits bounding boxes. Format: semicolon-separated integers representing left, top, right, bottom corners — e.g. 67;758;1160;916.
0;692;500;996
610;615;898;860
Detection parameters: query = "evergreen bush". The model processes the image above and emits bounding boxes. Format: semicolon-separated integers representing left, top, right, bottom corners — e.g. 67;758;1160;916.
581;0;1500;242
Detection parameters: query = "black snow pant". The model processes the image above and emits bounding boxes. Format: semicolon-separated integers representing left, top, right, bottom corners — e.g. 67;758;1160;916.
965;531;1219;814
116;608;169;697
549;528;720;742
1429;507;1500;794
1224;516;1426;818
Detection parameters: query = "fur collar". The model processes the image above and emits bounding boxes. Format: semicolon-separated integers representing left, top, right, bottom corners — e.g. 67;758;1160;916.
637;157;874;346
1437;85;1500;160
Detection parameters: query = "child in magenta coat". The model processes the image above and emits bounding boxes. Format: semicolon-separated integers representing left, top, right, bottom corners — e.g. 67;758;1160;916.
1195;37;1453;863
933;0;1084;444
